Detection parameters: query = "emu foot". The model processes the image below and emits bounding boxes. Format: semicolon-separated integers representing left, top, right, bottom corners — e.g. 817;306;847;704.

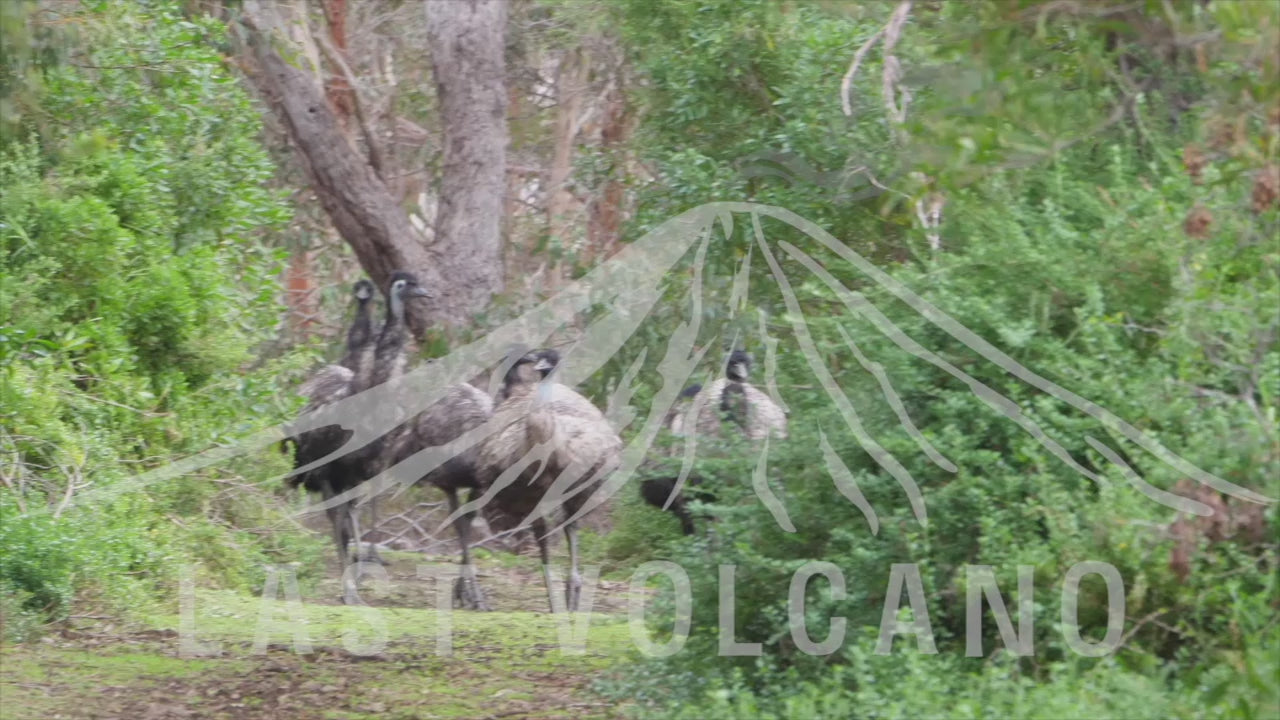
565;570;583;613
354;543;388;566
453;569;491;611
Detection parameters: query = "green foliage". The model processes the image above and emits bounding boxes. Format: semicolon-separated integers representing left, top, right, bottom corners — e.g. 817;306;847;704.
598;1;1279;717
0;1;320;639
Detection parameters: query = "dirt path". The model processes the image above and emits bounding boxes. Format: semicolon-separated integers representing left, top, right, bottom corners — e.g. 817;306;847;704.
1;552;638;720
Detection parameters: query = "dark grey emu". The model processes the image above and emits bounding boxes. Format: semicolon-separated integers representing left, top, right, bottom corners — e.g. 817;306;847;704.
382;364;495;609
285;280;376;596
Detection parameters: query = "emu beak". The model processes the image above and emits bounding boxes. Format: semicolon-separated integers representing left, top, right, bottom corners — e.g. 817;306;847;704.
411;287;433;298
533;357;554;372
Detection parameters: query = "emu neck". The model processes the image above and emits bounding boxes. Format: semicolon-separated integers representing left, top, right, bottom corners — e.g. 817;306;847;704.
381;293;409;345
370;295;410;388
349;299;373;346
525;386;557;448
388;289;405;327
342;299;374;371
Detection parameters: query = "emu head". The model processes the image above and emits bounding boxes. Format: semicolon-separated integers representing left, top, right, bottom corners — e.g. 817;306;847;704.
726;350;752;382
353;279;376;302
387;270;431;300
533;349;560;403
385;270;431;320
533;348;560;377
501;347;560;393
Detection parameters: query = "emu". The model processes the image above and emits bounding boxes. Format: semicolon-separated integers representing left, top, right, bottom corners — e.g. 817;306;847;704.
383;377;495;609
344;270;432;566
285;280;376;590
640;350;787;534
474;348;622;612
690;350;787;441
293;271;428;602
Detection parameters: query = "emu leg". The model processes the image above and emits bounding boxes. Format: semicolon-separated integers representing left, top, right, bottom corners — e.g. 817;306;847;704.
670;496;696;536
324;503;349;575
359;497;387;564
349;500;385;566
564;521;582;612
447;489;490;611
531;517;558;613
323;482;359;605
339;502;362;605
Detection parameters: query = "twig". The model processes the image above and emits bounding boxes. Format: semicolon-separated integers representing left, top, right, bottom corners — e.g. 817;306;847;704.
315;29;386;181
0;473;26;513
51;460;84;519
841;28;885;117
483;710;536;720
1117;609;1167;648
65;61;182;73
881;1;914;141
1023;1;1143;22
380;512;435;545
0;432;29;513
420;525;528;555
53;387;167;417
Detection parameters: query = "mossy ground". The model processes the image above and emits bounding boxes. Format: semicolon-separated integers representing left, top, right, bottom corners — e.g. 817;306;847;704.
1;551;643;719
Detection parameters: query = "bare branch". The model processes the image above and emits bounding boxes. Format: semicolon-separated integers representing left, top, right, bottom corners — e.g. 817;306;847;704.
840;28;885;117
315;25;387;180
881;1;914;140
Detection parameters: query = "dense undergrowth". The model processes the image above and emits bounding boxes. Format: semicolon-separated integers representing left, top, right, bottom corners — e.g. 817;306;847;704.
1;2;326;641
1;2;1277;719
591;1;1279;717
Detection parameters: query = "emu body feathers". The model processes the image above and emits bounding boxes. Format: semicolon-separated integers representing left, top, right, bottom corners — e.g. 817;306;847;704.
474;350;622;612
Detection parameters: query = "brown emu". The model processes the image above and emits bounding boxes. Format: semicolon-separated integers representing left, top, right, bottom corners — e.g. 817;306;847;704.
473;349;622;612
689;350;787;441
640;350;787;534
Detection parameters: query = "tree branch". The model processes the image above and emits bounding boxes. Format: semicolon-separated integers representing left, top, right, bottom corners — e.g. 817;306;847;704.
315;26;386;181
239;1;444;335
840;28;885;117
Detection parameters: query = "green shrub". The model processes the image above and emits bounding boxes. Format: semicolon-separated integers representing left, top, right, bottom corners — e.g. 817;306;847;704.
0;1;322;637
596;2;1278;716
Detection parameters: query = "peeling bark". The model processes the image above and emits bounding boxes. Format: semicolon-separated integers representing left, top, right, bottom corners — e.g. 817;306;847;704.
548;49;588;283
424;0;508;319
320;0;354;125
241;0;508;335
587;79;628;266
243;8;440;336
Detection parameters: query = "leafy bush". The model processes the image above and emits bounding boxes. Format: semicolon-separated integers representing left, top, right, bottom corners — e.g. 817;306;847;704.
596;1;1278;717
0;2;323;639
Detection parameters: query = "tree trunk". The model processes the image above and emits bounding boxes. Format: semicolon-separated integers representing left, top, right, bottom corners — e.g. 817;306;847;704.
240;0;506;336
424;0;508;321
547;49;587;286
587;79;628;267
320;0;354;127
284;247;319;338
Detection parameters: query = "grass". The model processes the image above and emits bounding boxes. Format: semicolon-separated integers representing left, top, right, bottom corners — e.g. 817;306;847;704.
0;551;639;719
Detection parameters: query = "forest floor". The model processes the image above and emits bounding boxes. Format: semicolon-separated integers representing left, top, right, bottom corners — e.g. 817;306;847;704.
0;551;638;720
